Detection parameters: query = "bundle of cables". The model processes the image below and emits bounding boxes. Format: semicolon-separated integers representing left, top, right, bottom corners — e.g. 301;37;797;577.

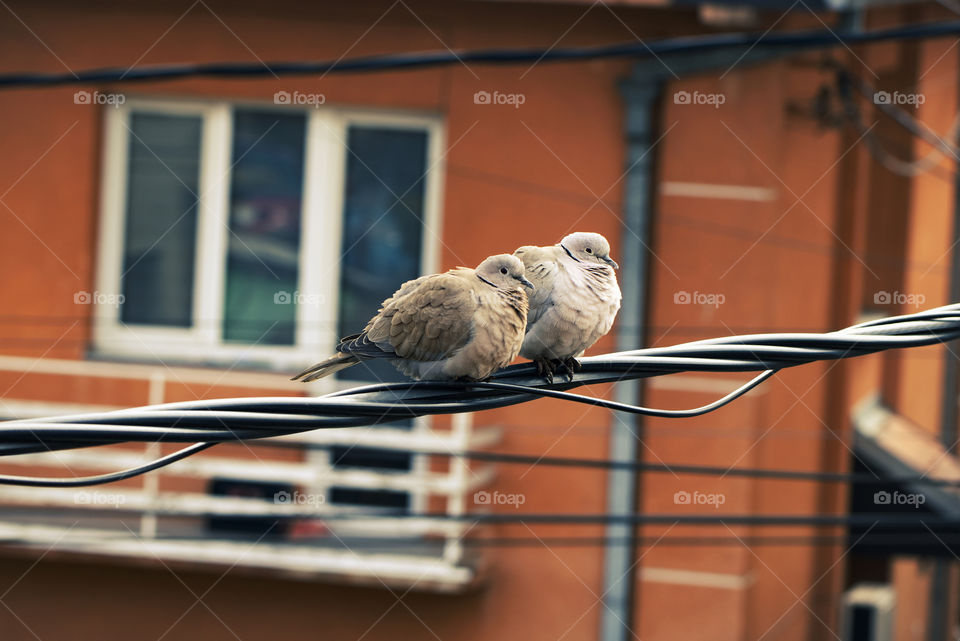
0;303;958;487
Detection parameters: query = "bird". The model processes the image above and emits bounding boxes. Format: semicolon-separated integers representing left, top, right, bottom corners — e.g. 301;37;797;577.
291;254;534;382
513;231;621;382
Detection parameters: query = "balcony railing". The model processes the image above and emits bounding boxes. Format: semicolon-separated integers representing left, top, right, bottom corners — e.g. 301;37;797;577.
0;357;500;593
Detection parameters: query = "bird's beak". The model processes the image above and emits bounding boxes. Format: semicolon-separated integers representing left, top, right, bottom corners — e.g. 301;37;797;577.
519;276;534;290
602;256;619;270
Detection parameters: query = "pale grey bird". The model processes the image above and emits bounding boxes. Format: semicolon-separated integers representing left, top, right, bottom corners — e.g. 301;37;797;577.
514;232;621;382
292;255;533;382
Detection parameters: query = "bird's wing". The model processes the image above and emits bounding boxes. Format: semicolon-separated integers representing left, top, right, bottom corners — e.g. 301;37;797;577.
513;245;560;324
360;271;479;362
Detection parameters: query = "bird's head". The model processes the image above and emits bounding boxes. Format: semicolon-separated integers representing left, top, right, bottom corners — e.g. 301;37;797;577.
559;232;619;269
477;254;534;292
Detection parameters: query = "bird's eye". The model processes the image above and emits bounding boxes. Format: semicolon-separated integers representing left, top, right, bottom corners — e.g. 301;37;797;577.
585;248;593;254
500;267;508;275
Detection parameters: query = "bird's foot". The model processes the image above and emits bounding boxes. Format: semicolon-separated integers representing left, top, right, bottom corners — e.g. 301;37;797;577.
558;357;582;382
534;358;556;384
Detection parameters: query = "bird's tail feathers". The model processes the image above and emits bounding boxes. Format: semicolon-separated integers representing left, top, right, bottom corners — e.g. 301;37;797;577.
291;354;359;382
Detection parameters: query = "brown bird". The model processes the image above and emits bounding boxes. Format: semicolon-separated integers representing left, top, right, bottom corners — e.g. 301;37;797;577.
292;254;534;382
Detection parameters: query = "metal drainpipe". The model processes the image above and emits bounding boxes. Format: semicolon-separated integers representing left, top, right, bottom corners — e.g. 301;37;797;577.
599;33;848;641
599;76;661;641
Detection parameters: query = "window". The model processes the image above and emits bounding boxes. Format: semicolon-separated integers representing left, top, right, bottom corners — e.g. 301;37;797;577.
81;99;457;576
94;99;444;372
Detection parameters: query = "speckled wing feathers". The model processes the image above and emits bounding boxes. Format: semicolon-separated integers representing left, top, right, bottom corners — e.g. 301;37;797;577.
294;260;530;382
345;271;477;363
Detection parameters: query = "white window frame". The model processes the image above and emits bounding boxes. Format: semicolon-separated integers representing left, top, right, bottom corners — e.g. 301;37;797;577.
93;97;445;373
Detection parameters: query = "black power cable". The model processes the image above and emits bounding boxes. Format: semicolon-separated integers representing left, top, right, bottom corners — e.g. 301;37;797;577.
833;64;960;180
2;303;960;486
249;440;960;489
13;506;960;527
1;21;960;89
233;534;933;548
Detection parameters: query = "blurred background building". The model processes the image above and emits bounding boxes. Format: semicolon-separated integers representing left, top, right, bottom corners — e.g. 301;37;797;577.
0;0;959;640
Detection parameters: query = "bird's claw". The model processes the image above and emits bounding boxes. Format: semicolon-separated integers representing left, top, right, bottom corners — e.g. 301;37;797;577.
558;357;581;382
534;358;580;383
534;358;556;384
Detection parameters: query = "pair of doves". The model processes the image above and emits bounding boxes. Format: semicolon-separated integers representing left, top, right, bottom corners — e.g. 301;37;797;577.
292;232;621;384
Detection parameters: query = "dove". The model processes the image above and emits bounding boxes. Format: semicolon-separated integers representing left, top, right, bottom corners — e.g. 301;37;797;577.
513;232;621;382
292;255;534;382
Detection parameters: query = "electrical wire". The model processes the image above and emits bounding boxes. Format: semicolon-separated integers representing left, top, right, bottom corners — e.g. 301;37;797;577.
1;21;960;89
843;71;959;160
833;64;960;180
244;439;960;489
24;507;960;528
7;429;960;489
0;527;951;549
840;96;957;180
0;533;936;549
193;533;960;548
0;443;213;487
0;304;959;486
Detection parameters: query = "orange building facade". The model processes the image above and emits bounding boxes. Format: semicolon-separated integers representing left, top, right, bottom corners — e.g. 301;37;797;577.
0;1;959;640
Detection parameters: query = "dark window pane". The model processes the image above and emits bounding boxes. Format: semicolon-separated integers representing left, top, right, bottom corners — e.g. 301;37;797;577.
328;419;413;511
329;446;412;471
327;487;410;510
337;126;428;382
206;478;292;539
121;113;202;327
850;605;874;641
223;110;306;345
